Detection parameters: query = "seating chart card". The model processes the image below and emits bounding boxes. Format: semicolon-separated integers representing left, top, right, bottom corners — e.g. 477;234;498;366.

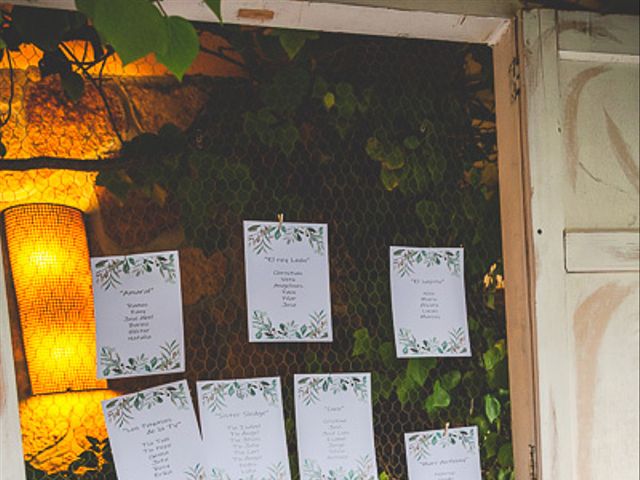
389;247;471;358
243;221;332;342
92;250;185;379
405;426;482;479
294;373;377;480
102;380;204;480
197;377;291;480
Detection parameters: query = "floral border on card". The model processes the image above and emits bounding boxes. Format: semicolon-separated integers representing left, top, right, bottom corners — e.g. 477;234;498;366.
407;428;477;464
104;382;189;429
200;378;280;412
392;249;461;278
210;462;288;480
246;224;325;256
398;327;469;356
93;252;178;291
99;339;182;377
302;455;375;480
296;375;369;406
185;464;206;480
252;310;329;340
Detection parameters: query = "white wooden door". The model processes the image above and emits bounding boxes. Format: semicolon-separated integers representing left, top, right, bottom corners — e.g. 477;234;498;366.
522;10;639;480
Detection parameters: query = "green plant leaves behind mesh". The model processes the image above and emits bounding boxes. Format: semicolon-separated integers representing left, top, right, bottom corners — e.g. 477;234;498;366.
270;29;319;60
156;16;200;81
76;0;203;80
203;0;223;22
78;0;168;66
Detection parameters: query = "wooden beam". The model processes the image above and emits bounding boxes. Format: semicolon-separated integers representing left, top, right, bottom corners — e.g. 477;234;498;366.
493;18;540;480
10;0;511;45
565;230;640;273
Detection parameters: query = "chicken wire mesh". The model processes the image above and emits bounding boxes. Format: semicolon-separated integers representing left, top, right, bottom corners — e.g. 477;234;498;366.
3;28;509;480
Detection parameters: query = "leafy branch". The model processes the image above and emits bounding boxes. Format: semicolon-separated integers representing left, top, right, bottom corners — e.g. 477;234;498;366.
252;310;329;340
93;253;177;290
104;382;189;428
392;249;462;278
296;375;368;406
200;378;280;412
99;339;182;377
247;224;325;255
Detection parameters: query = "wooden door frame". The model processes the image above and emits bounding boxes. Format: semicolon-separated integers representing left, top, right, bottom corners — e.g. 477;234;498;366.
1;2;539;479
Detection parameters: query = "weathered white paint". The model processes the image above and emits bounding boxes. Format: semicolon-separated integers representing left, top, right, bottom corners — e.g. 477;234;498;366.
565;230;640;272
523;9;639;480
10;0;511;45
0;247;26;480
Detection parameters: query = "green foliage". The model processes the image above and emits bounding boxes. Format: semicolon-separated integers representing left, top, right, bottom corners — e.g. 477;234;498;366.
81;0;168;65
484;394;501;424
156;16;200;80
203;0;223;22
270;29;319;60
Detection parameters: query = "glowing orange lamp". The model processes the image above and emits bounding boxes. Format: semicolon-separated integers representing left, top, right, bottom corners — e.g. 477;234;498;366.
3;203;106;394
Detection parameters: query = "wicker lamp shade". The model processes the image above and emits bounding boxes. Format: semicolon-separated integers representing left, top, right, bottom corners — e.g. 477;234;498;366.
4;203;106;394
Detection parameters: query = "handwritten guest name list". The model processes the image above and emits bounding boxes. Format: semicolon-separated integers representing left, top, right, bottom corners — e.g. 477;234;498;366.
198;377;291;480
102;380;204;480
295;373;377;480
390;247;471;358
244;221;332;342
92;250;185;379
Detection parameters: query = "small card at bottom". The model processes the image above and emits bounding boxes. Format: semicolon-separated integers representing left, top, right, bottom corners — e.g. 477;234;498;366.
405;426;482;480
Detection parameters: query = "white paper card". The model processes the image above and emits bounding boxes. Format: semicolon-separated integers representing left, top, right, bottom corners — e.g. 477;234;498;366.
102;380;204;480
405;426;482;480
92;250;185;379
390;247;471;358
243;221;332;342
197;377;291;480
294;373;377;480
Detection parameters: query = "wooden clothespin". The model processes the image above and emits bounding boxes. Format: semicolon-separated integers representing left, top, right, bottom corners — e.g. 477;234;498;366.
444;422;450;436
277;212;284;229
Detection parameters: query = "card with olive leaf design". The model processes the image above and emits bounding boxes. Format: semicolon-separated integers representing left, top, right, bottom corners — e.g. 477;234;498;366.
390;247;471;358
91;250;185;379
294;373;378;480
405;426;481;479
197;377;291;480
243;221;332;343
102;380;204;480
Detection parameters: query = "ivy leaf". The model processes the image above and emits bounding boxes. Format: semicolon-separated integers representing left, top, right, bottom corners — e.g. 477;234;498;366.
379;473;390;480
203;0;223;22
378;341;395;367
380;167;401;191
407;358;435;387
424;380;450;415
440;370;461;391
483;340;506;371
352;327;372;359
484;394;501;423
155;16;199;80
497;443;514;468
272;29;319;60
89;0;168;65
323;92;336;110
403;136;420;150
0;37;6;50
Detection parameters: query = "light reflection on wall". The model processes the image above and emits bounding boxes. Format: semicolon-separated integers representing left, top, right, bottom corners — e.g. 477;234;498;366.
20;390;118;474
